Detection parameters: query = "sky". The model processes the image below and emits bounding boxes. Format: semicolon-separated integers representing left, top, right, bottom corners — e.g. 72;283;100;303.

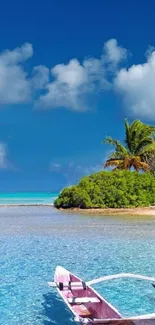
0;0;155;192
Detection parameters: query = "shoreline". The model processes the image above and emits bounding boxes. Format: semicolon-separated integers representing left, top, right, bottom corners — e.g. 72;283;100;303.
59;207;155;216
1;204;155;216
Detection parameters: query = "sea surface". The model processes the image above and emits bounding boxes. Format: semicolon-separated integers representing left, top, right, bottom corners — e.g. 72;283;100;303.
0;203;155;325
0;192;58;205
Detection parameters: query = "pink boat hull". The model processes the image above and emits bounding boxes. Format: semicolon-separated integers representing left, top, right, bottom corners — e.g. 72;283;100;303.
53;266;155;325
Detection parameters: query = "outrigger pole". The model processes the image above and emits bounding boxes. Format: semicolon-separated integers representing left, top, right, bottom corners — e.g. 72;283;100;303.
48;272;155;288
87;273;155;286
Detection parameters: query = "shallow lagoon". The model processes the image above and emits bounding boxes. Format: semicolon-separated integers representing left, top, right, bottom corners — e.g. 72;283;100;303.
0;206;155;325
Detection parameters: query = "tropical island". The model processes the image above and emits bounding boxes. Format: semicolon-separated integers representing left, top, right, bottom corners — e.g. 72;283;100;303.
54;119;155;215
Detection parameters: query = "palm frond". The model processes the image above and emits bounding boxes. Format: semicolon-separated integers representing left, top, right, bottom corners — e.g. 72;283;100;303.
104;158;123;168
103;137;128;156
113;162;126;170
130;120;143;138
145;154;155;171
108;151;126;160
138;161;150;171
134;137;153;155
129;156;150;171
124;119;132;151
139;143;155;156
128;120;155;154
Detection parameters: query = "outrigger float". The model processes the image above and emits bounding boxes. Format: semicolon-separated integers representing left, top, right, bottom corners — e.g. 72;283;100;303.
48;266;155;324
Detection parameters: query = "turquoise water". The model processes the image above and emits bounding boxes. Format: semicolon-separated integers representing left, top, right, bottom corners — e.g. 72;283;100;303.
0;207;155;324
0;192;58;205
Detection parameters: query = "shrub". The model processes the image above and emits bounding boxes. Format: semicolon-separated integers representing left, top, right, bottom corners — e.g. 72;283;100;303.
54;186;92;209
54;171;155;209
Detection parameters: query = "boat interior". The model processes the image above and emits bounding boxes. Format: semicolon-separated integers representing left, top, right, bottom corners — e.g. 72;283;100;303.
60;274;122;321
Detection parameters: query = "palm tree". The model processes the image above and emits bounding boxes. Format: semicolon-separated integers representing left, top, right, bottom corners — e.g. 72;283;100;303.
103;119;155;171
145;153;155;172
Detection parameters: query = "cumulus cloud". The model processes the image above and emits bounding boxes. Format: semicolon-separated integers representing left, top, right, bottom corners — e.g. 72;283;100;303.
103;38;127;68
115;50;155;119
0;39;128;111
31;65;49;89
37;58;106;111
0;43;33;104
37;39;127;110
0;43;33;64
0;43;49;105
2;39;155;119
38;59;92;111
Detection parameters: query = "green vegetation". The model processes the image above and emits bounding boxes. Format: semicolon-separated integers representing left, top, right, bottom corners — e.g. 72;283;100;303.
55;119;155;209
54;170;155;209
103;119;155;171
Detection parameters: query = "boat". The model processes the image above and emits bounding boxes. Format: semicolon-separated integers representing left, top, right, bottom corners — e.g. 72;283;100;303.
48;266;155;324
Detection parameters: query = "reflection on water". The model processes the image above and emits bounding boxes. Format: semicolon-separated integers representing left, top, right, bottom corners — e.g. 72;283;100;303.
42;291;73;325
0;206;155;324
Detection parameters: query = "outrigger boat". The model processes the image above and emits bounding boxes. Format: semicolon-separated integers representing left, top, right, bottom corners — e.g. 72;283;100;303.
48;266;155;324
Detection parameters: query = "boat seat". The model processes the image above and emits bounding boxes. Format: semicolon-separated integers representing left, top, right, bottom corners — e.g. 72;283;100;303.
68;297;100;304
58;281;86;291
72;304;92;317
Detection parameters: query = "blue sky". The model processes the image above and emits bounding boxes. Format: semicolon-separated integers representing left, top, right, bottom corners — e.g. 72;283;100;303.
0;0;155;192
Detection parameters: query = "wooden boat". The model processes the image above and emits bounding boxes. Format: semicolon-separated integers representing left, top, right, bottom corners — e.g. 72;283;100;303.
48;266;155;324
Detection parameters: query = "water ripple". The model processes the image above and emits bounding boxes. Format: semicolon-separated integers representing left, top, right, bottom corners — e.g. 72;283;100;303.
0;207;155;324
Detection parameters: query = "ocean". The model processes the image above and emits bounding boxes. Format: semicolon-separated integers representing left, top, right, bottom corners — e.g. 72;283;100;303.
0;205;155;324
0;192;59;205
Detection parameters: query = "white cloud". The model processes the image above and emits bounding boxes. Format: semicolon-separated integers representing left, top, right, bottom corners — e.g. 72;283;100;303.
103;39;127;68
115;50;155;119
0;39;128;111
52;59;88;87
37;39;127;110
37;59;91;111
0;43;33;104
37;58;105;111
2;39;155;120
0;43;33;64
0;43;49;105
0;143;9;168
31;65;49;89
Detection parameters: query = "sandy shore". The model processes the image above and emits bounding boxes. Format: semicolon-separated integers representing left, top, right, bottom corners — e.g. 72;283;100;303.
0;204;155;216
60;206;155;216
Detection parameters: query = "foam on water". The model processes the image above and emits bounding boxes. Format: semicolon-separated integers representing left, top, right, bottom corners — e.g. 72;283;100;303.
0;207;155;325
